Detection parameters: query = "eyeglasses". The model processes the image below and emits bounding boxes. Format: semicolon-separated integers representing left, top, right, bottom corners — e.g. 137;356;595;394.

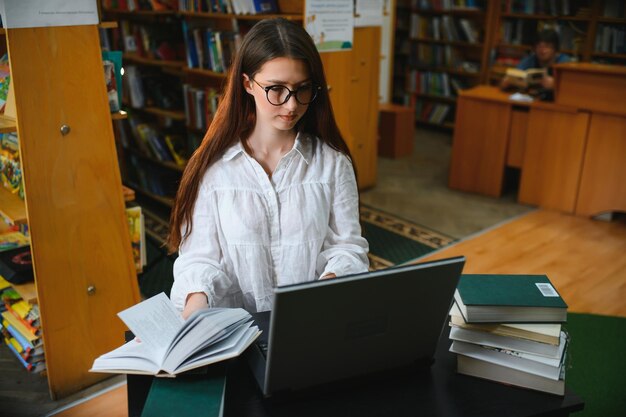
251;78;321;106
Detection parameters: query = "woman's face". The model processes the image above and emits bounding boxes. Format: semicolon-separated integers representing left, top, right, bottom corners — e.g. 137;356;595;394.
244;57;313;133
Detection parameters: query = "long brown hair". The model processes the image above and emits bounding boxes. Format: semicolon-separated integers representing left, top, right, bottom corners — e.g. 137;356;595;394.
167;18;353;252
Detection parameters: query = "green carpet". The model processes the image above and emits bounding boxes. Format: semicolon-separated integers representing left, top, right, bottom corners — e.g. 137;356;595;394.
564;313;626;417
360;204;455;269
139;205;454;298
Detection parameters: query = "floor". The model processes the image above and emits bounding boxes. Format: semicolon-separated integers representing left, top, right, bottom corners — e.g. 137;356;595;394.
361;127;533;239
0;127;534;416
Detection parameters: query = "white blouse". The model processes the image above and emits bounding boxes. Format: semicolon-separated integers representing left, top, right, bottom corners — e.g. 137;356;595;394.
170;133;369;313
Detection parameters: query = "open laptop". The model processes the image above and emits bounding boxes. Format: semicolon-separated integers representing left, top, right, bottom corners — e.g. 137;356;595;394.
245;256;465;397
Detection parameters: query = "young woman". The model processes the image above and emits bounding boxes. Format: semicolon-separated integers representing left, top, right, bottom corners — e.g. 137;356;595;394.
167;18;369;317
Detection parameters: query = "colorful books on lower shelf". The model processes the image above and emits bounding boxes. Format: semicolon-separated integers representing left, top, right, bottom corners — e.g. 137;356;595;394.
449;274;569;395
0;275;45;375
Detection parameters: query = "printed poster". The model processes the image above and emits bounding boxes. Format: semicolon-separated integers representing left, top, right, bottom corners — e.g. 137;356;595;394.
305;0;354;52
0;0;99;29
355;0;384;27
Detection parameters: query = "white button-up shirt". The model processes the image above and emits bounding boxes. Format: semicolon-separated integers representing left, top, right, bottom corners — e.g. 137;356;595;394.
170;133;369;313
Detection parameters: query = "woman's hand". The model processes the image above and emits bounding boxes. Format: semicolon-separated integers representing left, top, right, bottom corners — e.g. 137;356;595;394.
320;273;336;280
182;292;209;320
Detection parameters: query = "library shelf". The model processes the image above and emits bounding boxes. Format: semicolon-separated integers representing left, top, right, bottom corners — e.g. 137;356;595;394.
0;115;16;133
0;186;26;225
178;11;302;21
122;53;186;68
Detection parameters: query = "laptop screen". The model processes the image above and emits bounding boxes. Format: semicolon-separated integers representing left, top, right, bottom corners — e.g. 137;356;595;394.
263;256;465;394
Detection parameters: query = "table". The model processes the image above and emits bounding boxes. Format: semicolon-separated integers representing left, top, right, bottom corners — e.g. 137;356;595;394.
448;64;626;217
128;327;584;417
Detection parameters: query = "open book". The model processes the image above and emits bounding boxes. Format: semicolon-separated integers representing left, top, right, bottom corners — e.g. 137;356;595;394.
505;67;547;89
90;293;260;376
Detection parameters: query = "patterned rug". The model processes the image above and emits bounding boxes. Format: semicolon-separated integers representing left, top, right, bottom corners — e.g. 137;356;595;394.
140;205;455;297
360;204;455;269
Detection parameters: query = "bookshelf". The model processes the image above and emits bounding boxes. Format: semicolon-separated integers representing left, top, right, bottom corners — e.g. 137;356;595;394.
2;23;140;400
391;1;625;131
488;0;626;84
101;0;381;217
394;0;496;130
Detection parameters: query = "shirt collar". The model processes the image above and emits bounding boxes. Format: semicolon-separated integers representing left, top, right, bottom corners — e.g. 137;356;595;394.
221;132;313;164
222;141;244;161
293;132;312;164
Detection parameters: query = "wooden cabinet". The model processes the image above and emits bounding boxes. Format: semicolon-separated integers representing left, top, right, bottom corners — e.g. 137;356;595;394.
450;62;626;217
575;112;626;216
5;25;140;399
518;107;589;212
448;92;511;197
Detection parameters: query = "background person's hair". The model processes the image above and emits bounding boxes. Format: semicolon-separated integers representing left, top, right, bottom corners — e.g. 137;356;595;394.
534;29;560;51
167;18;353;252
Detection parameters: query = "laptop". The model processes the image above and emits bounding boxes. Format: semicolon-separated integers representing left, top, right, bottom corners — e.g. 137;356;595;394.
245;256;465;397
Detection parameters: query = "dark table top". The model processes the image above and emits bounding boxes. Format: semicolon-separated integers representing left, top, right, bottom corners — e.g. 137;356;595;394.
224;324;584;417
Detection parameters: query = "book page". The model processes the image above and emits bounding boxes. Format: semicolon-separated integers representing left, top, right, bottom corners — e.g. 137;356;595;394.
117;293;184;357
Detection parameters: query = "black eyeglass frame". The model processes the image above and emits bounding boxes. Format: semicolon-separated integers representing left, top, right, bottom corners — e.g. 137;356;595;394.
250;78;322;106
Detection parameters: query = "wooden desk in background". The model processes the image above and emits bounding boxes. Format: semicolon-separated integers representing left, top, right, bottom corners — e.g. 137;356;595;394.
449;63;626;217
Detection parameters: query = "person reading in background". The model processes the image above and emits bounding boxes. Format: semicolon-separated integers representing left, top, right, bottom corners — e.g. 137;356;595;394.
501;29;571;91
167;18;369;318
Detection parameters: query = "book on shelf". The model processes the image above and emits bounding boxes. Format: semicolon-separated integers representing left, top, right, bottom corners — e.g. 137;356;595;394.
455;274;568;323
102;50;123;113
1;310;40;343
2;318;43;356
126;206;146;273
456;354;565;396
164;134;188;167
449;302;561;345
0;54;10;113
4;299;40;334
3;337;46;373
90;292;261;376
0;280;45;374
0;231;30;253
0;132;24;199
504;68;547;89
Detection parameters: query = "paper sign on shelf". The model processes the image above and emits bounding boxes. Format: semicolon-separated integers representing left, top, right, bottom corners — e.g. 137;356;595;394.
0;0;99;29
305;0;354;52
355;0;383;27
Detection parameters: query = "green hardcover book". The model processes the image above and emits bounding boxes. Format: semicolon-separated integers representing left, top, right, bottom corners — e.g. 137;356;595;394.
455;274;568;323
141;363;226;417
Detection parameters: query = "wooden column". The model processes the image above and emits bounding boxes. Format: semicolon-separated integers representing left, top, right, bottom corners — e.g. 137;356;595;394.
7;25;140;399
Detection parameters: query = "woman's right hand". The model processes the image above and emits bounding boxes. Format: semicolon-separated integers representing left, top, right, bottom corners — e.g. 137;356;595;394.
182;292;209;320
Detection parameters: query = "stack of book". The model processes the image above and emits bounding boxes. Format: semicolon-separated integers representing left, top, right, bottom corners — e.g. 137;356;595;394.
0;275;46;374
449;274;568;395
